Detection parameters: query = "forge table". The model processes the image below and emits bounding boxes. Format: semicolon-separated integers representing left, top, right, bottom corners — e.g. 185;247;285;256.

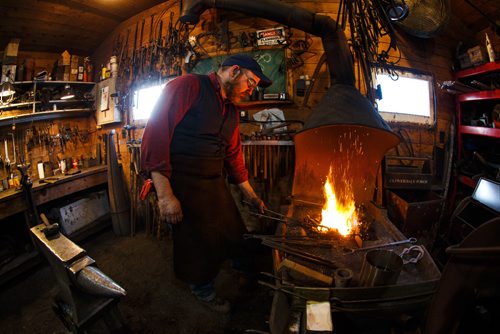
268;201;441;333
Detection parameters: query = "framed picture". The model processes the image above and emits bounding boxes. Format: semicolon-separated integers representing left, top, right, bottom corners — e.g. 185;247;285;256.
100;85;109;111
1;65;17;83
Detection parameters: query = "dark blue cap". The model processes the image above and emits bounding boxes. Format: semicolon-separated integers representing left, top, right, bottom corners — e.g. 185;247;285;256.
221;54;272;88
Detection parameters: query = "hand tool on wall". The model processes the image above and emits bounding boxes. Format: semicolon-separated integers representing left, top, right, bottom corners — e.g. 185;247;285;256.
129;22;139;85
118;28;130;80
153;18;164;80
138;18;146;81
4;138;10;173
8;132;16;166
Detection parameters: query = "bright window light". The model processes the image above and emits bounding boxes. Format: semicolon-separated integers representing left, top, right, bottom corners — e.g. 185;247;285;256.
132;83;166;121
375;68;435;125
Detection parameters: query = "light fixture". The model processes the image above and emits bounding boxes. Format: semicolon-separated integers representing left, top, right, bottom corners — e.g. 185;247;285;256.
0;80;15;105
60;84;75;100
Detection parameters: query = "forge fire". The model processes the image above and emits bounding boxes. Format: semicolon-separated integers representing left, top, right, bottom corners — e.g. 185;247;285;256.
320;167;360;237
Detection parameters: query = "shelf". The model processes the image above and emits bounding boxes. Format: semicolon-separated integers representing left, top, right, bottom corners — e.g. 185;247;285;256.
0;101;40;110
48;99;94;104
13;80;96;86
459;125;500;138
455;61;500;79
457;89;500;102
0;109;92;127
237;100;292;108
0;99;94;110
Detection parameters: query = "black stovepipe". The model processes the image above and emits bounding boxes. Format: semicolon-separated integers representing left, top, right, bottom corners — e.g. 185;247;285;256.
180;0;396;133
180;0;355;87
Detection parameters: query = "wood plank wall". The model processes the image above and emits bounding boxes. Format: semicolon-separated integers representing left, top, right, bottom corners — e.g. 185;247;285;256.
11;0;482;189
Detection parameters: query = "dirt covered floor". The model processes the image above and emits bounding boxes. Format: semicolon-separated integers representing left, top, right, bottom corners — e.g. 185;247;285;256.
0;226;274;333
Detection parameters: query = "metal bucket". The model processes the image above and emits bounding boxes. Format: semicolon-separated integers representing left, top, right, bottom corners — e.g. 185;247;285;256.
359;249;403;286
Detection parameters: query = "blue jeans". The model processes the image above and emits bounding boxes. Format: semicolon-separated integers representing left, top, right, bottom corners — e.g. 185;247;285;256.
190;279;215;301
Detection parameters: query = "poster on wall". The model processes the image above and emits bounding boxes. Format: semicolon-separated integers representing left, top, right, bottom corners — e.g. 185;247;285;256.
100;85;109;111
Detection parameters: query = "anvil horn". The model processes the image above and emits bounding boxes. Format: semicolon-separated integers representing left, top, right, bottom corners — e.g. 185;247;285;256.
75;266;127;298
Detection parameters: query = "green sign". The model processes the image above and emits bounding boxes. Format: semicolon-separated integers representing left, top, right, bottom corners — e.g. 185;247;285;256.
190;49;286;95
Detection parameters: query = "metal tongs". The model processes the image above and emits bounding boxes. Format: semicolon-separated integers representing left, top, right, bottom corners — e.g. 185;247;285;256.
243;200;333;232
345;237;418;254
243;200;288;222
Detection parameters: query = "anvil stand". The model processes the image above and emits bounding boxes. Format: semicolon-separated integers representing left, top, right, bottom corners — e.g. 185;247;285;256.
18;164;127;333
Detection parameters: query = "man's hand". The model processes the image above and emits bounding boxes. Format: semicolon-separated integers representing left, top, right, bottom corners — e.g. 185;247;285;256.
158;195;183;224
238;180;266;214
151;171;183;224
250;196;266;214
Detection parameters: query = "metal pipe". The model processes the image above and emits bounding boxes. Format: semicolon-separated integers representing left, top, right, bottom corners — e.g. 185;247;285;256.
180;0;355;87
180;0;396;134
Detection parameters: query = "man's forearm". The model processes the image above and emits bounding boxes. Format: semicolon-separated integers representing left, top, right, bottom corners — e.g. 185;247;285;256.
151;171;175;201
151;171;183;223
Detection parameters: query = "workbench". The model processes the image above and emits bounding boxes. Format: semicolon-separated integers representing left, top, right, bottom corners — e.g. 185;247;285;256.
0;165;107;221
0;165;108;285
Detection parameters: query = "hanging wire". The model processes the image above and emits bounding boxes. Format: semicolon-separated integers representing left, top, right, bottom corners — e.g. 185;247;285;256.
337;0;403;100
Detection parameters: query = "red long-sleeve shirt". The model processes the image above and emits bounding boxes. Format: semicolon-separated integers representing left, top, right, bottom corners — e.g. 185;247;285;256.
140;72;248;184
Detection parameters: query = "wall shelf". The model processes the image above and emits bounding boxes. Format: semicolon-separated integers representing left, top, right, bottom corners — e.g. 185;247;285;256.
13;80;96;86
237;100;292;109
459;125;500;138
0;80;96;127
0;109;92;127
455;61;500;189
456;61;500;79
457;89;500;102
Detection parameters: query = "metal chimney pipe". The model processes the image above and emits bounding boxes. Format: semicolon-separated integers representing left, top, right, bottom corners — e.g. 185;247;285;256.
180;0;397;134
181;0;355;87
181;0;400;205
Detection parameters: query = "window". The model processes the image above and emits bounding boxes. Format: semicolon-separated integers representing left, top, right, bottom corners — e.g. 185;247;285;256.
132;83;166;121
374;67;435;126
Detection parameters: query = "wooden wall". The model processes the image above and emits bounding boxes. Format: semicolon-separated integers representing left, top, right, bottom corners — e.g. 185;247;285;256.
2;0;476;196
89;0;473;190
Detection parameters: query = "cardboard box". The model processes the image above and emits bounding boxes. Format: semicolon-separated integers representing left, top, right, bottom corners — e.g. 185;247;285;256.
467;45;484;65
386;189;443;237
70;55;79;81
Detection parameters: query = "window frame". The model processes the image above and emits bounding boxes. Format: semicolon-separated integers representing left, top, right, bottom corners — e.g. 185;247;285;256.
373;65;437;127
131;78;176;125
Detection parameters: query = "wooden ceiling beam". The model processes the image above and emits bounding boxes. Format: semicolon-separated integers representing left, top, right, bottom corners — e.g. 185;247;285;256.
39;0;126;22
1;10;114;34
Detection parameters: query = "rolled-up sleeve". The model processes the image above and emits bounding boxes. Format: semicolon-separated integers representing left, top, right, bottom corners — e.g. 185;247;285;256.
140;75;200;178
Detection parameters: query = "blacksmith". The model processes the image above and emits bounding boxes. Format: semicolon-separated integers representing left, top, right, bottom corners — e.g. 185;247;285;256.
140;54;271;313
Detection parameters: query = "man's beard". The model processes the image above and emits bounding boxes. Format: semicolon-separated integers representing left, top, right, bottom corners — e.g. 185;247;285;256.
223;81;236;101
223;81;250;103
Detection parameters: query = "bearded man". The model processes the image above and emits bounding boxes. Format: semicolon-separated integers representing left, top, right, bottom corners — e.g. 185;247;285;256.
141;54;271;313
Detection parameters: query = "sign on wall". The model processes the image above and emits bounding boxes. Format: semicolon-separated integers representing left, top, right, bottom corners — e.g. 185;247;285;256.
256;27;286;46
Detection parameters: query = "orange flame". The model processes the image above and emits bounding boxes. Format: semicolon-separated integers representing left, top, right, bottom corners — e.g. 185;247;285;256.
320;169;358;236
